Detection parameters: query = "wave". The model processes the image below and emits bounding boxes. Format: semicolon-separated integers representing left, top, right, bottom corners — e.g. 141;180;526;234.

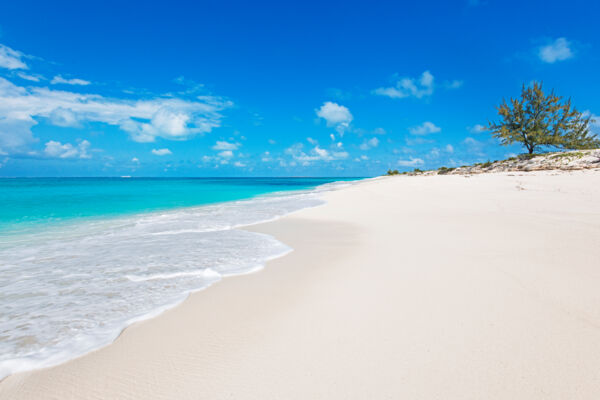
0;180;353;379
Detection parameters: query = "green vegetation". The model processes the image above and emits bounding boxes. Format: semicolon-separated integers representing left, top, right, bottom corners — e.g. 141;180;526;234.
437;166;455;174
517;153;538;160
382;149;596;176
551;151;586;159
488;82;599;154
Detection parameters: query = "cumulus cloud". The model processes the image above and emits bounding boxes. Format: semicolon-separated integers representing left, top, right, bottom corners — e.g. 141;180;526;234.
445;144;454;153
468;124;487;133
212;140;238;150
538;38;574;63
409;121;441;135
374;70;434;99
0;43;232;154
131;157;139;163
0;76;230;153
397;157;424;167
233;161;246;167
0;44;28;70
316;101;353;135
51;75;91;86
285;143;348;165
151;148;172;156
218;150;233;158
44;139;91;159
359;137;379;150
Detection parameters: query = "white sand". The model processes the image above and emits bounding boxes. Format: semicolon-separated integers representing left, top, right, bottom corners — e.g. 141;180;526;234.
2;170;600;399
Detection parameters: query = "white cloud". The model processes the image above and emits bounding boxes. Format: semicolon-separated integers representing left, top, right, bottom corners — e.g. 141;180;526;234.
212;140;238;150
285;143;349;164
307;137;318;145
218;150;233;158
261;151;272;162
0;44;231;153
131;157;139;163
233;161;246;167
44;139;91;159
397;157;424;167
316;101;353;135
428;148;441;158
0;76;230;153
48;107;81;127
462;137;486;155
445;144;454;153
17;72;43;82
268;139;276;145
539;38;574;63
409;121;441;135
468;124;486;133
0;44;28;70
463;137;479;146
51;75;91;86
374;70;434;99
359;137;379;150
314;146;328;158
445;80;463;89
372;127;386;135
332;151;349;159
151;148;172;156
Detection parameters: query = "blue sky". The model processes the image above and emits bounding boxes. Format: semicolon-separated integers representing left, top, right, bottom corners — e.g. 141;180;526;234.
0;0;599;177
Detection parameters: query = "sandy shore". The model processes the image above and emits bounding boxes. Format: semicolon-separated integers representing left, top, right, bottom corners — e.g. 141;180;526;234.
2;170;600;399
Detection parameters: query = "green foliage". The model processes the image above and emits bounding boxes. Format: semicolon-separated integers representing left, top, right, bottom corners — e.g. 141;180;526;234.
386;169;400;175
488;82;599;154
517;153;538;161
413;168;423;173
551;151;585;159
437;166;455;174
481;160;493;168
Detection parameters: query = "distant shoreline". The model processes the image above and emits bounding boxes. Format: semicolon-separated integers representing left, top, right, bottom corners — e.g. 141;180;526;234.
387;148;600;176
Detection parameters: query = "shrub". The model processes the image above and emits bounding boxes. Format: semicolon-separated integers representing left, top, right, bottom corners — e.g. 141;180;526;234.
437;166;455;174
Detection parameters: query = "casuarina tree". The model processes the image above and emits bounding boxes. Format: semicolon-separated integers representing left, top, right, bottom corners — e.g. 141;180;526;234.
488;82;599;154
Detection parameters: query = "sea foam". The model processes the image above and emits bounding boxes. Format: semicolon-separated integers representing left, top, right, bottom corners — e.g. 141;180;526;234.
0;181;350;379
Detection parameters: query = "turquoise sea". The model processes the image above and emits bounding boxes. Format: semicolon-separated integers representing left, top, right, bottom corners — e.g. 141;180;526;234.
0;177;355;234
0;177;359;378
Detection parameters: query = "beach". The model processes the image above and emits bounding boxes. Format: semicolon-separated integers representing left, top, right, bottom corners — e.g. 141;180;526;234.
2;170;600;399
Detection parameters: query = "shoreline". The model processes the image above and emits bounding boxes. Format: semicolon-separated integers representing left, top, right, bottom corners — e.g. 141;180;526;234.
0;178;358;380
2;170;600;399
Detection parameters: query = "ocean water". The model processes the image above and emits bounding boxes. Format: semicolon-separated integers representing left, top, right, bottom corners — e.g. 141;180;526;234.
0;177;357;378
